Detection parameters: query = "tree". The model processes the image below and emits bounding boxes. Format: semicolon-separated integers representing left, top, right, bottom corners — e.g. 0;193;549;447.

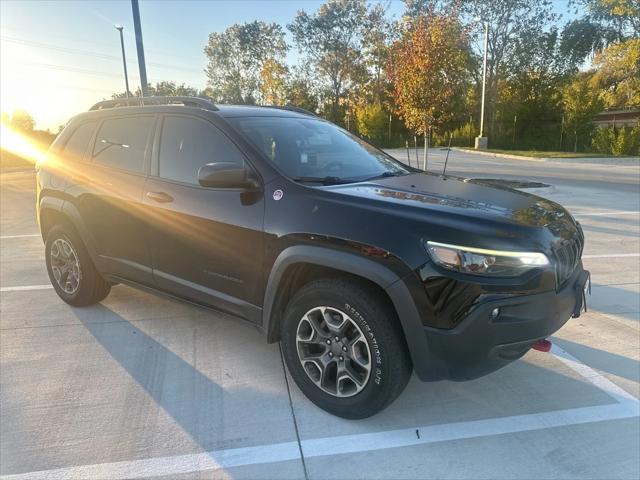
204;21;288;104
355;103;389;144
361;3;394;105
559;18;622;68
112;81;201;99
562;72;603;151
10;110;35;133
590;37;640;108
260;58;289;105
571;0;640;37
387;10;470;136
284;66;319;113
289;0;371;123
461;0;558;135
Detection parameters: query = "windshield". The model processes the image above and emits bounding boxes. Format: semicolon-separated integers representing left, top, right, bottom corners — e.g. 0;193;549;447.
229;116;411;183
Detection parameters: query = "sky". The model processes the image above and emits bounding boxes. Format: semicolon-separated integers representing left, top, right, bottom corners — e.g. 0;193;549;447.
0;0;578;131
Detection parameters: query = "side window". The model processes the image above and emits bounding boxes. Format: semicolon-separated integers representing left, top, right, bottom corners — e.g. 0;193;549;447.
158;116;245;184
63;121;96;162
92;116;154;173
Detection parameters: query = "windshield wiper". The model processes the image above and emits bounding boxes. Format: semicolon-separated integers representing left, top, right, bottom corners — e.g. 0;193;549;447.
364;171;408;181
292;176;351;185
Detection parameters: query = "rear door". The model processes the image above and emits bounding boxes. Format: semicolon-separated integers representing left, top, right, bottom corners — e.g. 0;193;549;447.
143;114;265;322
70;114;156;285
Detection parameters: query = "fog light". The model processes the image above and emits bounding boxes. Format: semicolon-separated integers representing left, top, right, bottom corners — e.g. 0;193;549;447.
491;308;500;319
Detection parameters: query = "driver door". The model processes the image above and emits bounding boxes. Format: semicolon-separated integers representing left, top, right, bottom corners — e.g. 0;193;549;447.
143;114;265;322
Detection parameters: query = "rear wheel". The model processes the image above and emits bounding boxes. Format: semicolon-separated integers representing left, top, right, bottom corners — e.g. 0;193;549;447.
45;225;111;306
281;277;412;419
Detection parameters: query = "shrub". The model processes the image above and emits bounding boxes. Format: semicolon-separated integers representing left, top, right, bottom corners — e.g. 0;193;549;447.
591;125;640;156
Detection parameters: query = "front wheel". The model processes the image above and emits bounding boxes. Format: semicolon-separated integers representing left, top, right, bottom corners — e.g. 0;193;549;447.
281;277;412;419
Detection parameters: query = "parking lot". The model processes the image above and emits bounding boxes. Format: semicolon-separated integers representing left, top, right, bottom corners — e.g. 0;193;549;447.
1;150;639;479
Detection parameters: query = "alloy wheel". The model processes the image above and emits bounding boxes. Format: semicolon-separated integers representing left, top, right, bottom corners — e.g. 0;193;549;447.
50;238;81;295
296;306;372;397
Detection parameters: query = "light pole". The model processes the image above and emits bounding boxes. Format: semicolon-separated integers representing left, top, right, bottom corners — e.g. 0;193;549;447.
131;0;149;97
475;20;489;150
114;25;130;98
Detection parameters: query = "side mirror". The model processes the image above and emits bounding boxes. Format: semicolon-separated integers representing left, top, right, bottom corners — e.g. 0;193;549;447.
197;162;257;189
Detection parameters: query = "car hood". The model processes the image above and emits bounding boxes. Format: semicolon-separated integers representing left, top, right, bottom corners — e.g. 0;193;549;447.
323;172;578;240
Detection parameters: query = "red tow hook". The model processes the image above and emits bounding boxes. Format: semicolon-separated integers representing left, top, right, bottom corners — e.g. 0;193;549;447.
532;339;552;352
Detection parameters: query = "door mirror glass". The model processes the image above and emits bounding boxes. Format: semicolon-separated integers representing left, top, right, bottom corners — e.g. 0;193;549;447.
197;162;255;188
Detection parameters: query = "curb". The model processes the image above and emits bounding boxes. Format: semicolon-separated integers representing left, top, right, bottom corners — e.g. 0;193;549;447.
451;148;640;165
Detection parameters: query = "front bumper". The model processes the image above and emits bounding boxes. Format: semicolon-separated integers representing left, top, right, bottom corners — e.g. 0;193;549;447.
414;263;589;381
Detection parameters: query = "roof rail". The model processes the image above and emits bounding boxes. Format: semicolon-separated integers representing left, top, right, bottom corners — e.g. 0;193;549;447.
264;105;318;117
89;96;219;112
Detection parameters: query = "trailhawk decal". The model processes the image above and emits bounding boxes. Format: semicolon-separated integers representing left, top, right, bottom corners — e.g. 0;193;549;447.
273;189;284;201
345;302;383;385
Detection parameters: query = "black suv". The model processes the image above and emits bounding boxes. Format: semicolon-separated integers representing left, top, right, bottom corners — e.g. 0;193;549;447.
37;96;590;418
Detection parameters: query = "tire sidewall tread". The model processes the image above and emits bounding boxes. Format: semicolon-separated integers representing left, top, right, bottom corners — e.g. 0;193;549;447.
281;277;411;419
45;225;110;306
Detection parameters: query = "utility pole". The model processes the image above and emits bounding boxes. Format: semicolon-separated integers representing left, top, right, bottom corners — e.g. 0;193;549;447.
131;0;148;97
114;26;130;98
475;20;489;150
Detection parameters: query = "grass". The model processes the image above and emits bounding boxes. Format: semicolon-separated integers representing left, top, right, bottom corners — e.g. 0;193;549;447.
456;147;634;158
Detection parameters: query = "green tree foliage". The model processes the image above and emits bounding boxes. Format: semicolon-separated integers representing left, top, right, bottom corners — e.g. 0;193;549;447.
204;21;288;104
559;19;622;68
592;125;640;155
461;0;558;135
590;38;640;108
112;81;202;99
562;72;604;151
284;66;320;113
573;0;640;37
289;0;371;122
354;103;389;143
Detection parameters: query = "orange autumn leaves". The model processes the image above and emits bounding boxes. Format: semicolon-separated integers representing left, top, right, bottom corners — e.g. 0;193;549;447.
387;9;471;135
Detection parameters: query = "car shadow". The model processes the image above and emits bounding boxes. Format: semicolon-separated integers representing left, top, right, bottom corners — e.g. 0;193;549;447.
553;337;640;384
71;304;292;455
589;283;639;322
581;223;640;238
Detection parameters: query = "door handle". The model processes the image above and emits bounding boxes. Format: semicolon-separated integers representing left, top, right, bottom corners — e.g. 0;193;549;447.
146;191;174;203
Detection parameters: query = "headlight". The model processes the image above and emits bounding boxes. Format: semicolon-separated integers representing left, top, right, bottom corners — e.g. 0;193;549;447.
426;241;549;276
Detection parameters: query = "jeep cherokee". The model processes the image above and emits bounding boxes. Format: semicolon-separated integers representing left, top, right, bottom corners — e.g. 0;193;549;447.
36;96;590;418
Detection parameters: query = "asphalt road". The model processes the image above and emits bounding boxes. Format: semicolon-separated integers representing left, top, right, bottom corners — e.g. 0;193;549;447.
1;153;639;479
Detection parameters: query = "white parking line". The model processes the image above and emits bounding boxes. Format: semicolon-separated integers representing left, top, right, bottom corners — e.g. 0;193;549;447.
0;234;40;239
2;343;636;480
583;253;640;259
0;285;52;292
574;211;640;217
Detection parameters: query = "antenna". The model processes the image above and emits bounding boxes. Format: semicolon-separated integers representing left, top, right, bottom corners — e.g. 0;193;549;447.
443;133;453;175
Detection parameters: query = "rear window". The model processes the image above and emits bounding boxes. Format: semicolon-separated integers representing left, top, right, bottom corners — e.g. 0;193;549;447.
92;116;154;173
62;121;96;162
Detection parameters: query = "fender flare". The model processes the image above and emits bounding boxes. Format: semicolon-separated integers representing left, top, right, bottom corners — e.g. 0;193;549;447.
262;245;433;377
39;197;98;259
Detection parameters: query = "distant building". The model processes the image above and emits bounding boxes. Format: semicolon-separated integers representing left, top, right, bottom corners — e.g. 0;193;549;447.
593;107;640;128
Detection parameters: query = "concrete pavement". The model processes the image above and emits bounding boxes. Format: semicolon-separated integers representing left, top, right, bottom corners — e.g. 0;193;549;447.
1;154;639;479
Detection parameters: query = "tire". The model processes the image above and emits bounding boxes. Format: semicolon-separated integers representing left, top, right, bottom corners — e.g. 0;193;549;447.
45;224;111;306
281;277;412;419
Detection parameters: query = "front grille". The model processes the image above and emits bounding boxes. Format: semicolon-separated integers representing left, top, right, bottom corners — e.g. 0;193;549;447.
554;227;584;287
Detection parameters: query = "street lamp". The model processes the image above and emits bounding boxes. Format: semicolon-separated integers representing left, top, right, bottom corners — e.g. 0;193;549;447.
114;25;130;98
475;20;489;150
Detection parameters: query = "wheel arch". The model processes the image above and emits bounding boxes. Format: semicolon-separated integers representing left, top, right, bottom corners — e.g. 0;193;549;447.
38;198;98;258
262;246;432;377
